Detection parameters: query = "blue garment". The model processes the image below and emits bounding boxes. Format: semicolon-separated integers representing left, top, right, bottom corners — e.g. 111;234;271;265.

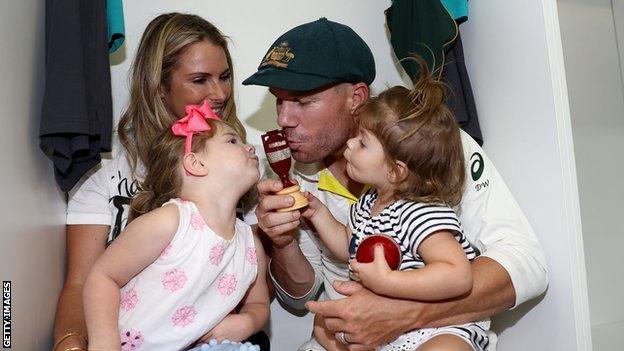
107;0;125;52
441;0;468;22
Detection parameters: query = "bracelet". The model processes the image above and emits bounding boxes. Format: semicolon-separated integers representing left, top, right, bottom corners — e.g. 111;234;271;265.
53;331;87;351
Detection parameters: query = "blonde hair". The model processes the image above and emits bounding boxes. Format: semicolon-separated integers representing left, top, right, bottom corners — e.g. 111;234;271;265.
118;13;246;182
359;56;465;206
130;120;233;220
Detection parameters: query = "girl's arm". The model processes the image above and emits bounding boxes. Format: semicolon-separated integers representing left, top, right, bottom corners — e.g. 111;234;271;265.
300;192;351;261
236;234;271;335
201;233;270;342
351;231;473;301
83;205;179;349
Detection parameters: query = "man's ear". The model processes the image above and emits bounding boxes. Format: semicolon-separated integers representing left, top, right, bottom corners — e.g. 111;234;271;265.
182;152;209;176
388;160;408;184
349;82;370;115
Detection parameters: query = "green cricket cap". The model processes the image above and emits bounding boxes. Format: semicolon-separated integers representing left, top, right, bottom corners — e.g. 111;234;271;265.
243;18;375;91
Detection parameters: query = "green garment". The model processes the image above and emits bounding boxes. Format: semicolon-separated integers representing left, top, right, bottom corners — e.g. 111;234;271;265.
385;0;457;79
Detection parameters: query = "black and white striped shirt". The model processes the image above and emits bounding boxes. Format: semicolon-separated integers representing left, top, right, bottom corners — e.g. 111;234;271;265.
348;189;477;271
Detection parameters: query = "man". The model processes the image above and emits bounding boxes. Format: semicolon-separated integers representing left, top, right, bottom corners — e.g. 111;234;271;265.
242;18;547;351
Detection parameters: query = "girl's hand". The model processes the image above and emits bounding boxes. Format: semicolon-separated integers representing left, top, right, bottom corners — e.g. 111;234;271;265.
350;244;393;294
299;191;326;220
199;313;253;343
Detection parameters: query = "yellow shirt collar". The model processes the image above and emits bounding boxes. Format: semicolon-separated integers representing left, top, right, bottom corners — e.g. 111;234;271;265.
317;169;370;204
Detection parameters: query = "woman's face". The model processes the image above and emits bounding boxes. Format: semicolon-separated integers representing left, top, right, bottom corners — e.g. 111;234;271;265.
161;40;232;118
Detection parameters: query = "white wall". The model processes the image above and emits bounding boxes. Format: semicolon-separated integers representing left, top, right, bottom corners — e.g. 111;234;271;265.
558;0;624;331
0;0;67;349
614;0;624;87
109;1;592;350
453;0;593;350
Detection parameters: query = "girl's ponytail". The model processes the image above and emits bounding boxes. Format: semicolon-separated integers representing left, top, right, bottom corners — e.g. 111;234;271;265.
358;55;465;207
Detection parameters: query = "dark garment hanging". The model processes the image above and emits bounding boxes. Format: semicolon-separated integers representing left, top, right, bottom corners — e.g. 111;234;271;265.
385;0;456;78
443;33;482;145
40;0;113;192
385;0;483;145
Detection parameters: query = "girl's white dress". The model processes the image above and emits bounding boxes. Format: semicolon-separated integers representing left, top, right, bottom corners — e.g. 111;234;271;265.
117;198;259;351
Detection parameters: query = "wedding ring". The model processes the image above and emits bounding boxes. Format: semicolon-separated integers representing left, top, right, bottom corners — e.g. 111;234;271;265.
335;331;349;344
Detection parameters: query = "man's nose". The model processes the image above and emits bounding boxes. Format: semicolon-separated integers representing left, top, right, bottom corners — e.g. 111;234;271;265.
276;102;296;128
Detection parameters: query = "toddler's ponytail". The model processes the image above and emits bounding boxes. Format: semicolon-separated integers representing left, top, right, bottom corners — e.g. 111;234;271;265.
358;55;465;207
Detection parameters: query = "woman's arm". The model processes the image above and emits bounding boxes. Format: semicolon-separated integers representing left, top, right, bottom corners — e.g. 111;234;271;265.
83;205;179;349
300;192;351;261
351;231;472;301
53;225;109;351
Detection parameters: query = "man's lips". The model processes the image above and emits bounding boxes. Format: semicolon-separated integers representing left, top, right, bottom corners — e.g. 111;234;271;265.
286;139;301;149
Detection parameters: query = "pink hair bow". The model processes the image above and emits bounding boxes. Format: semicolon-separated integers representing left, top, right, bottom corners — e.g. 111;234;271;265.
171;100;221;154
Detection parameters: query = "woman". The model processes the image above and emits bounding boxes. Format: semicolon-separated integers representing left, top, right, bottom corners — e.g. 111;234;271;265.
53;13;268;351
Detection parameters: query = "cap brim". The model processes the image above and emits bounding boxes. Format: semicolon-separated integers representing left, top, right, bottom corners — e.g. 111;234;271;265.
242;67;340;92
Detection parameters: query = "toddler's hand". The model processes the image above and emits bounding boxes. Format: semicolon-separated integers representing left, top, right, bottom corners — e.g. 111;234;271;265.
199;313;253;343
350;245;392;294
299;192;326;220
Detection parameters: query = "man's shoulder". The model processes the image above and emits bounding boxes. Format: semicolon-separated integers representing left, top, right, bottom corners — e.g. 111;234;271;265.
460;129;483;156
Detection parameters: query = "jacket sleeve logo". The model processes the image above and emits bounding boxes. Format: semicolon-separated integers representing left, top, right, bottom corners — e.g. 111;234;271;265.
470;152;485;181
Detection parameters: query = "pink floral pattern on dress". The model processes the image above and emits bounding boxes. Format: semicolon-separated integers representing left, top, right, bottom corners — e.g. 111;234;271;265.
120;329;143;350
245;247;258;265
171;305;197;327
162;269;187;292
120;288;139;311
160;243;173;257
218;273;237;296
190;212;207;230
209;244;225;265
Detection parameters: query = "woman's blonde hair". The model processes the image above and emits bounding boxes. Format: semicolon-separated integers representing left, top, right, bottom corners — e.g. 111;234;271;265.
118;13;246;181
359;56;465;207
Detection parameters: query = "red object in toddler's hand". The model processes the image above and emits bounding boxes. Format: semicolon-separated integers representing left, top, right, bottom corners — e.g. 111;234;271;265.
355;234;401;270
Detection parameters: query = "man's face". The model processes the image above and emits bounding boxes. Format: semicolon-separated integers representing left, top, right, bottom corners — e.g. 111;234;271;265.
270;84;357;164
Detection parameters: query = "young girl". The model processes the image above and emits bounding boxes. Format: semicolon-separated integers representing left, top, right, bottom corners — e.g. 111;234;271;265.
83;104;269;351
302;60;490;351
55;13;275;351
